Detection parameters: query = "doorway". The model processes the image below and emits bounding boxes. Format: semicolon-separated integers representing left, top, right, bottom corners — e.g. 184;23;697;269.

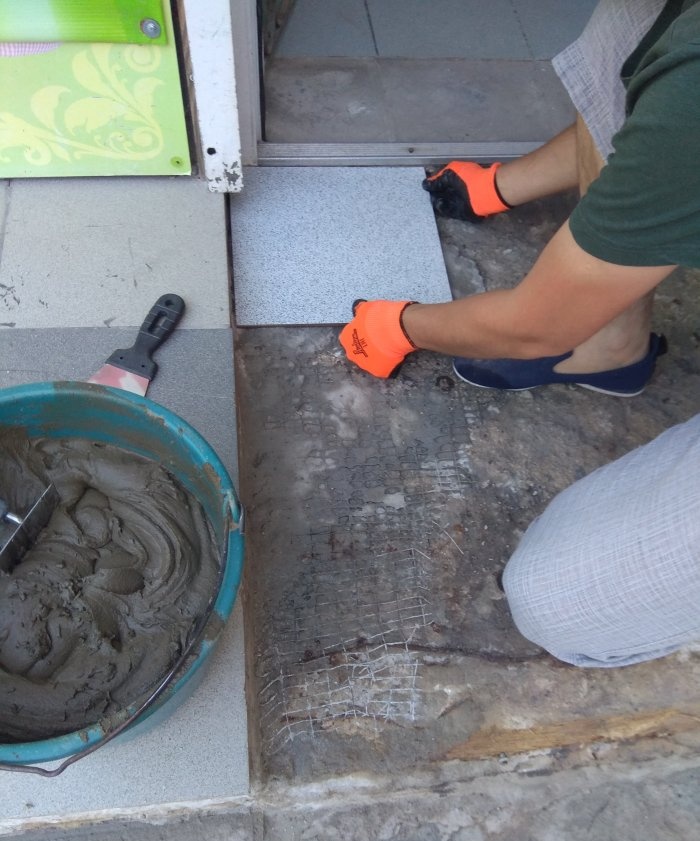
256;0;597;165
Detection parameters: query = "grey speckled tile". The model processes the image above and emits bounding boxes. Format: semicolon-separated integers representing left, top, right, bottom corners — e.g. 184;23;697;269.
0;178;230;329
229;167;450;326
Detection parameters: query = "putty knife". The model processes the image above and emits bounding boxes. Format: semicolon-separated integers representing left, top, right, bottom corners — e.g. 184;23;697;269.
0;295;185;570
87;294;185;395
0;483;60;572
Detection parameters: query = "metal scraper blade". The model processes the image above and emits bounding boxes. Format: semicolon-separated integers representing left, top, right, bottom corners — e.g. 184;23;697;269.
87;294;185;396
0;482;60;572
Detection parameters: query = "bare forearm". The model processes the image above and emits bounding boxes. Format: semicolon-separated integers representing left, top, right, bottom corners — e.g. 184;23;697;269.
401;290;560;360
402;222;674;361
496;123;579;206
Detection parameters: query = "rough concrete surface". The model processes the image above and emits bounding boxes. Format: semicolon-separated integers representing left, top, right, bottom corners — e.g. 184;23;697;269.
258;748;700;841
8;743;700;841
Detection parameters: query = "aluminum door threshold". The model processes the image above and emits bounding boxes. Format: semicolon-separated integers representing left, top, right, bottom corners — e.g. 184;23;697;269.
256;141;542;166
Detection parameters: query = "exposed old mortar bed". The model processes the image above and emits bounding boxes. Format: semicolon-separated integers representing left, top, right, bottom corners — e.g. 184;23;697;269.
237;196;700;782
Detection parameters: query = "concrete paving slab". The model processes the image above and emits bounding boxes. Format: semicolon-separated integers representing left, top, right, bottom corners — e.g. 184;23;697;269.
230;167;450;325
276;0;376;57
367;0;529;59
513;0;597;59
0;326;248;821
0;179;230;329
3;802;255;841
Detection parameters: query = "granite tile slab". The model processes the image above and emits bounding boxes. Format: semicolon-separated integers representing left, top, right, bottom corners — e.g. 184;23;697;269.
0;179;230;329
276;0;376;57
230;167;451;326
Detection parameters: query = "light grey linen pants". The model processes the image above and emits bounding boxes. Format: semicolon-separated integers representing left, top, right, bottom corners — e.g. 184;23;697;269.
504;414;700;667
504;0;698;668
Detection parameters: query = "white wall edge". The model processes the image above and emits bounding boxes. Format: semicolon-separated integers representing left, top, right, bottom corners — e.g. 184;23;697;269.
181;0;244;192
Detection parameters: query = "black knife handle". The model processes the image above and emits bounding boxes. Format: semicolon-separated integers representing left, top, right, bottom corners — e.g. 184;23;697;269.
105;294;185;379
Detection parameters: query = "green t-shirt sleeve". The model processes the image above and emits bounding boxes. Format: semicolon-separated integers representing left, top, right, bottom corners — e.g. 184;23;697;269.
570;38;700;268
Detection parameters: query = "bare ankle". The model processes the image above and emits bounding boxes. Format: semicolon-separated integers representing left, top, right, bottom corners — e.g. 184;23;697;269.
554;332;650;374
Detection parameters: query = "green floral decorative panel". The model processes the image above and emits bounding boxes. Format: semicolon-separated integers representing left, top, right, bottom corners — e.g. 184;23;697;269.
0;1;166;45
0;2;189;178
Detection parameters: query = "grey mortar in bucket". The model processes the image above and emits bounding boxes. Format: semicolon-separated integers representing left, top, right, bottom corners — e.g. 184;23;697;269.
0;415;223;744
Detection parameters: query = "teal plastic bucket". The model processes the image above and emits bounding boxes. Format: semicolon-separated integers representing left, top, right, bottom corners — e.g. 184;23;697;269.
0;382;244;769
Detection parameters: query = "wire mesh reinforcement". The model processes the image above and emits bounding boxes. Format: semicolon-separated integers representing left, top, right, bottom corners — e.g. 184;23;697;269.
258;543;433;752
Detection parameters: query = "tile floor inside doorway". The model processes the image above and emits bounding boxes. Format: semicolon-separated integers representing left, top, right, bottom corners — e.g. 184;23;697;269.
263;0;598;144
274;0;597;60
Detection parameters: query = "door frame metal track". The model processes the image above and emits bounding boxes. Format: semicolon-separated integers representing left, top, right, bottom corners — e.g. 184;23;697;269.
256;141;542;167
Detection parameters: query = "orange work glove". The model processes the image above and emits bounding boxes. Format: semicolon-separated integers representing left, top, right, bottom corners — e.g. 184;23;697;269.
339;299;417;378
422;161;511;222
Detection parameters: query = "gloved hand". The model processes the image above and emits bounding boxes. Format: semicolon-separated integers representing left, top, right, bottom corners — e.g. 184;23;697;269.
422;161;511;222
339;299;417;378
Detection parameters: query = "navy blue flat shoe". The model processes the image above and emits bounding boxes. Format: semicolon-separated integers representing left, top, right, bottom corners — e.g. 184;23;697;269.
452;333;667;397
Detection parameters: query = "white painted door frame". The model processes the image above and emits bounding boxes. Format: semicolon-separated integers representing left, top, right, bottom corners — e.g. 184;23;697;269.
178;0;245;190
